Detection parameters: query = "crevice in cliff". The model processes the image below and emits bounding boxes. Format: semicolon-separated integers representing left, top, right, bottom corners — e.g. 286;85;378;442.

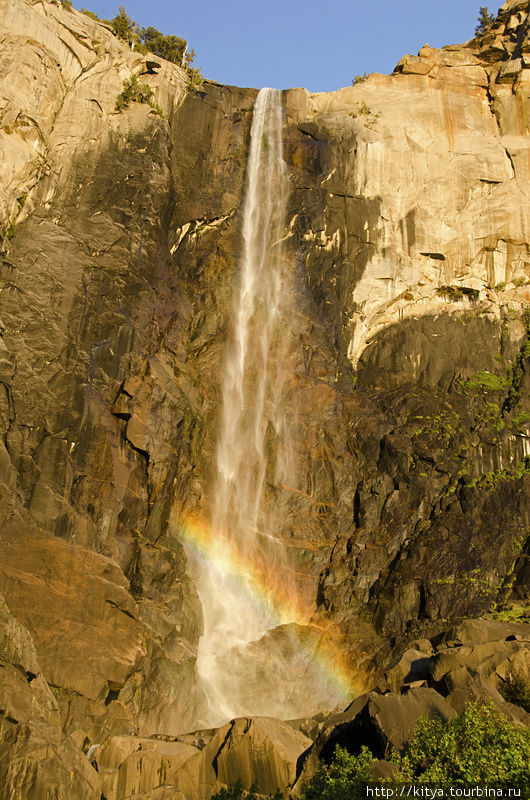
105;599;137;621
211;719;236;778
501;144;517;180
485;77;504;137
56;36;85;78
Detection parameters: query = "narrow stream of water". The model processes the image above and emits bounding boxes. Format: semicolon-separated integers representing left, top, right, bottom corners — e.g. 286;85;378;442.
185;88;348;727
194;87;295;724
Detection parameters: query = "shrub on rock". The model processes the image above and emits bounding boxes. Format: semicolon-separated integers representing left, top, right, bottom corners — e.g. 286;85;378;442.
299;703;530;797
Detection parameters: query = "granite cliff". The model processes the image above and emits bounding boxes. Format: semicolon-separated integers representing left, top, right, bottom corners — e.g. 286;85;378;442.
0;0;529;797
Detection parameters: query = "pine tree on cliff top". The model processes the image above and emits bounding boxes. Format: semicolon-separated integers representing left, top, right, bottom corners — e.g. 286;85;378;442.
475;6;495;35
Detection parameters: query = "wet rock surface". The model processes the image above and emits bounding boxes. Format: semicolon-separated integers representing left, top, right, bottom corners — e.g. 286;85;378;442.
0;0;529;797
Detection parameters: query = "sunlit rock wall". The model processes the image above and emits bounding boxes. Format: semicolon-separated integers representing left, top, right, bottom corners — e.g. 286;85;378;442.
0;0;529;797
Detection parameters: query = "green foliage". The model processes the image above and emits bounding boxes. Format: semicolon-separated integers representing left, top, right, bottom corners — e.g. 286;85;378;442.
475;399;504;432
466;456;530;490
409;408;462;447
81;8;100;19
5;218;17;240
3;193;27;243
475;6;495;36
141;26;186;63
511;410;530;429
186;67;204;89
78;5;198;82
499;672;530;713
352;73;369;85
111;5;138;42
184;48;205;90
115;75;163;116
395;703;529;787
493;603;529;622
106;6;189;62
210;781;283;800
299;705;530;798
116;75;152;108
436;284;480;301
61;0;73;8
349;101;380;130
299;746;373;800
460;370;509;392
504;311;530;409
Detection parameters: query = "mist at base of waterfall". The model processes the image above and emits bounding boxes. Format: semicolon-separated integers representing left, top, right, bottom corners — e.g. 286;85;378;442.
192;623;348;730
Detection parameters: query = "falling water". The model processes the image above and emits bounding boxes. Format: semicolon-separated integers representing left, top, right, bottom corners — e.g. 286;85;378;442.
213;87;293;573
185;88;348;727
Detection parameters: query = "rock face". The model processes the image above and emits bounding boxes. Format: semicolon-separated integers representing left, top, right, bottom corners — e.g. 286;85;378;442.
96;717;311;800
0;0;530;797
294;619;530;793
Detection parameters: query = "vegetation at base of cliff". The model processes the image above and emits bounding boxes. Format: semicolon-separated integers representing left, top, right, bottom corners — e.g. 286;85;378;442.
499;672;530;713
392;704;529;786
475;6;496;36
299;704;530;798
211;781;283;800
115;75;163;116
493;603;530;623
300;745;372;800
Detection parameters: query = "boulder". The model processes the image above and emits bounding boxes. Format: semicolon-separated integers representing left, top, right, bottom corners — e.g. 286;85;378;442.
429;640;526;684
385;648;432;692
432;619;530;647
294;688;455;792
0;720;101;800
208;717;312;796
96;717;311;800
97;736;201;800
0;522;146;701
441;666;529;725
213;623;349;720
426;620;530;723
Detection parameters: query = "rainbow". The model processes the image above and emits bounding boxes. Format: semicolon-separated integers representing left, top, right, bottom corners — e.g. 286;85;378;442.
170;511;360;701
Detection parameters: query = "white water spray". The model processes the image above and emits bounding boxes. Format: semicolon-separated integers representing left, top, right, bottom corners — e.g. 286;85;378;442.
185;88;348;727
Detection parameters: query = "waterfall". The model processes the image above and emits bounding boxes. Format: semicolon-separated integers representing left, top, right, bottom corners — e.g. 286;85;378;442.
184;88;348;728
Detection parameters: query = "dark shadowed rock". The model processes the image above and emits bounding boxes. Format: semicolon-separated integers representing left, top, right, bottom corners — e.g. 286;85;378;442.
386;648;433;692
293;688;455;792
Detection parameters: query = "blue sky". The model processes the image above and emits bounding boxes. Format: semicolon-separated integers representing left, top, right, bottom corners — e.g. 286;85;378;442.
79;1;500;92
